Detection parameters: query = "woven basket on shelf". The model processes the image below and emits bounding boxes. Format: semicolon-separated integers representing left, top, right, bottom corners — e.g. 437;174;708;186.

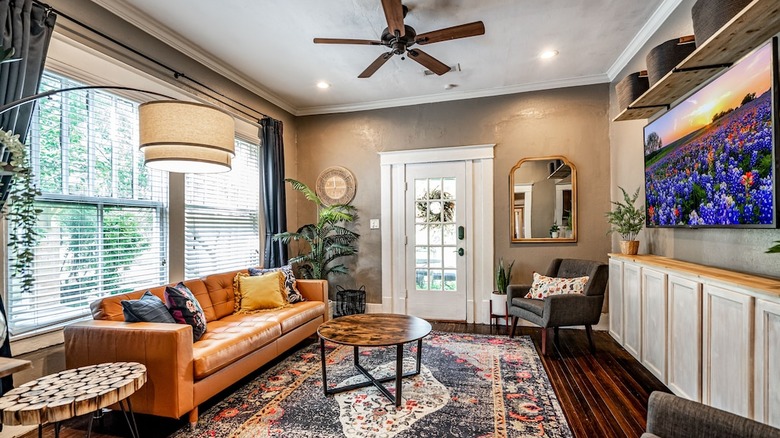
691;0;751;46
616;71;649;110
646;36;696;86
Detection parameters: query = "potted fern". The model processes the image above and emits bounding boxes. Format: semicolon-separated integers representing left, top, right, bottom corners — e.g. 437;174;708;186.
491;258;514;318
273;179;359;280
606;186;646;255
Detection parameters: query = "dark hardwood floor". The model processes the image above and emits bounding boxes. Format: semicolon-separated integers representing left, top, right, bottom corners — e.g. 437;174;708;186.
21;324;667;438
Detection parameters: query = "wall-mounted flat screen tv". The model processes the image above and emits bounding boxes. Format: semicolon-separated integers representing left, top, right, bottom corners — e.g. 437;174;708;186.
643;39;778;228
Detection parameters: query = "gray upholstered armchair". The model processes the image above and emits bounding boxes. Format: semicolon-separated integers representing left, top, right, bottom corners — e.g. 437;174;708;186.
644;391;780;437
508;258;608;355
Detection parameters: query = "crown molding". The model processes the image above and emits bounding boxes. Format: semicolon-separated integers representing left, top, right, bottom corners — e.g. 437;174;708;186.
90;0;298;115
297;73;609;116
606;0;685;81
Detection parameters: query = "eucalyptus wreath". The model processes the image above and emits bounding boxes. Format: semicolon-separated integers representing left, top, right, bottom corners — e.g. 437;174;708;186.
417;188;455;223
1;129;41;294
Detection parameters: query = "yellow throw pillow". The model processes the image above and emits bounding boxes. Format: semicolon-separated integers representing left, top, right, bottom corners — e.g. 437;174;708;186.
236;271;288;312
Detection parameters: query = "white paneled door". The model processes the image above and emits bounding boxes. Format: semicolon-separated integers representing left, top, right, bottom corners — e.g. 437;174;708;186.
667;275;702;402
755;299;780;427
623;262;642;360
608;258;624;344
404;162;467;321
641;268;667;382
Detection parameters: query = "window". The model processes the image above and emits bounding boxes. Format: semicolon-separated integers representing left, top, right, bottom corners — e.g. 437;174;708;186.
184;138;260;278
7;72;169;336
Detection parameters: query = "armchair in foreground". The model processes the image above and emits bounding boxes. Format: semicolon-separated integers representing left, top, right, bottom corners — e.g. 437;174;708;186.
507;258;608;355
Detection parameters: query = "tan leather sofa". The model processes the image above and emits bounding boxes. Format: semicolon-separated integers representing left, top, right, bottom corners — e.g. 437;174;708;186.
63;269;328;427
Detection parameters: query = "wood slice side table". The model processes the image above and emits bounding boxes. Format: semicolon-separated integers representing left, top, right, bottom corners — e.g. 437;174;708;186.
317;313;432;407
0;362;146;438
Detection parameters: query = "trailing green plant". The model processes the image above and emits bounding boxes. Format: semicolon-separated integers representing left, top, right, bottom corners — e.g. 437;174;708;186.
0;129;42;294
606;186;646;241
273;178;359;280
494;258;515;295
767;241;780;254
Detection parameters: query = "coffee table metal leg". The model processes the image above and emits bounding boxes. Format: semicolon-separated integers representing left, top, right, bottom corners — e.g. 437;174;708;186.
353;346;359;365
320;337;328;396
416;338;423;373
395;343;403;407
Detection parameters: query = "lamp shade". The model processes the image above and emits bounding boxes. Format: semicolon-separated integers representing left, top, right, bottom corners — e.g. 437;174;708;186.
139;100;235;173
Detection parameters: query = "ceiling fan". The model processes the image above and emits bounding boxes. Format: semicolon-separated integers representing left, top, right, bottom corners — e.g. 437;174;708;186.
313;0;485;78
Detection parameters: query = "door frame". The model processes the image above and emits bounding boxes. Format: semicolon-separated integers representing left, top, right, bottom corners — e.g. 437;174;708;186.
379;144;495;323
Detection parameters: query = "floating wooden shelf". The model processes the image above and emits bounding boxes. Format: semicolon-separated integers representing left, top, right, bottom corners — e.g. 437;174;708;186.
614;0;780;122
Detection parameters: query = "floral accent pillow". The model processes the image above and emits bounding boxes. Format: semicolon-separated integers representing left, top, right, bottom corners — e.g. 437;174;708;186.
248;265;304;303
164;282;208;341
524;273;590;299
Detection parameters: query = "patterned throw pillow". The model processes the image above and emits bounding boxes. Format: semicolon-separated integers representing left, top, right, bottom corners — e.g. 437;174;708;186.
121;291;176;323
164;282;208;341
248;265;305;303
524;273;590;299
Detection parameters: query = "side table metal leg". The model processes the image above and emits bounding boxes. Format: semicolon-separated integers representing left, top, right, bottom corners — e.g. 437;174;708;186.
395;343;403;407
118;398;141;438
38;424;42;438
54;422;61;438
87;412;95;438
320;337;328;396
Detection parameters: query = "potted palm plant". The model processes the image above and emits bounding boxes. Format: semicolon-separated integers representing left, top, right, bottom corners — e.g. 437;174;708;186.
606;186;646;255
491;258;514;318
273;179;359;280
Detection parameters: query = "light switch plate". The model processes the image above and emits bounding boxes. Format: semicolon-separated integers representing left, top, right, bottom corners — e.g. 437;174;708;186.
369;219;380;229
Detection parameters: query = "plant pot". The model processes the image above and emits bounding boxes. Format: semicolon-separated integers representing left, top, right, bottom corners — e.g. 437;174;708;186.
490;292;507;316
620;240;640;255
550;232;559;238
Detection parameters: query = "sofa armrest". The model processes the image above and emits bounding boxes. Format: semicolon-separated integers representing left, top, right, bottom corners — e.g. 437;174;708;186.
295;279;329;320
64;320;195;419
646;391;780;438
507;284;531;305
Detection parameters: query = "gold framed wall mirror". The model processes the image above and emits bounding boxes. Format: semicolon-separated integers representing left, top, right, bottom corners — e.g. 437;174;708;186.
510;156;577;243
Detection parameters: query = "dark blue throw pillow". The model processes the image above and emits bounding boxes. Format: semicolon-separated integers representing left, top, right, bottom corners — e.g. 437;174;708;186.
122;291;176;323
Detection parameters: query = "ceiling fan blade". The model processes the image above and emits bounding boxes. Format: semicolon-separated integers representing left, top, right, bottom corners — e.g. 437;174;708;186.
415;21;485;45
313;38;383;45
381;0;405;37
358;52;394;78
407;49;450;75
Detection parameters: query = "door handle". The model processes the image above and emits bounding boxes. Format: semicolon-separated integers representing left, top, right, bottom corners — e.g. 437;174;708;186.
458;248;464;256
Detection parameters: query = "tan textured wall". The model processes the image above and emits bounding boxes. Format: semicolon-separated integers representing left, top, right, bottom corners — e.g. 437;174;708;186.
609;0;780;277
296;85;612;303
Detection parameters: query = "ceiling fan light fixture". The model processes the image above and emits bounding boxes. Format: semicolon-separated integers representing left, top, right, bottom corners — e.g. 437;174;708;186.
540;49;559;59
316;81;331;89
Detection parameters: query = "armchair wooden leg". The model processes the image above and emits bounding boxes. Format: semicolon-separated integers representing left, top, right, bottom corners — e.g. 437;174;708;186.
541;328;548;355
554;326;560;348
509;316;518;338
585;325;595;353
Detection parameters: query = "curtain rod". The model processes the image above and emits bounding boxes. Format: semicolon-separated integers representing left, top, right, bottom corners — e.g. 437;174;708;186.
33;0;271;123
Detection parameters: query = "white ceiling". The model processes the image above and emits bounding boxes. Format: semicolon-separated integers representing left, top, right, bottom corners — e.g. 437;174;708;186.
92;0;679;115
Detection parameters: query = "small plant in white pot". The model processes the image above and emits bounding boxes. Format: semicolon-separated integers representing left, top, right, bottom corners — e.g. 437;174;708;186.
606;186;646;255
492;258;514;318
549;222;560;238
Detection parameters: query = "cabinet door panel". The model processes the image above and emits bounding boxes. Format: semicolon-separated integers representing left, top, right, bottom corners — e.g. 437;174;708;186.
609;259;624;344
623;263;642;360
755;299;780;427
667;275;702;402
703;284;754;418
642;268;667;382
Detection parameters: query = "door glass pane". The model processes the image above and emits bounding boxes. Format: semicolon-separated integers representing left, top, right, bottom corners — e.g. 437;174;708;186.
443;249;457;269
429;247;442;268
430;270;443;290
415;225;428;245
415;247;428;267
443;224;456;245
429;226;442;244
416;269;428;290
444;270;457;290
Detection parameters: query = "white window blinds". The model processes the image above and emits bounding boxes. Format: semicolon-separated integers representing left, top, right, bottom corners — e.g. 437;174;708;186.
7;72;169;337
184;138;260;278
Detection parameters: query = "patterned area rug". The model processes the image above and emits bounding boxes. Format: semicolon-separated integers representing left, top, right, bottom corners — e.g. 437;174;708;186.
172;332;572;438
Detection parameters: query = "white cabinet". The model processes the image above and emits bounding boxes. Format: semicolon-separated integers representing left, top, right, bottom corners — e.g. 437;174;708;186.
608;258;624;344
641;268;667;382
702;284;754;418
667;275;702;402
755;299;780;427
623;262;642;360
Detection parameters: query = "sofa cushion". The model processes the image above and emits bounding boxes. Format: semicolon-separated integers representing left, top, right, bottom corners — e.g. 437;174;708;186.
122;291;176;323
249;265;305;303
165;282;208;342
235;272;288;312
203;270;247;320
220;301;326;334
193;318;281;379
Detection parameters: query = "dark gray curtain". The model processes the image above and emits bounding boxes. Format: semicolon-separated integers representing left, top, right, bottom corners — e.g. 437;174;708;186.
0;0;56;396
261;117;288;268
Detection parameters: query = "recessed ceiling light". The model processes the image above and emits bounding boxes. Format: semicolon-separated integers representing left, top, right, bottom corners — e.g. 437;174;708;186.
316;81;331;89
540;50;559;59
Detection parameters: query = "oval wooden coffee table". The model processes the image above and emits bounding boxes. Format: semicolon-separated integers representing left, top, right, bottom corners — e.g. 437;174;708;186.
0;362;146;438
317;313;432;407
